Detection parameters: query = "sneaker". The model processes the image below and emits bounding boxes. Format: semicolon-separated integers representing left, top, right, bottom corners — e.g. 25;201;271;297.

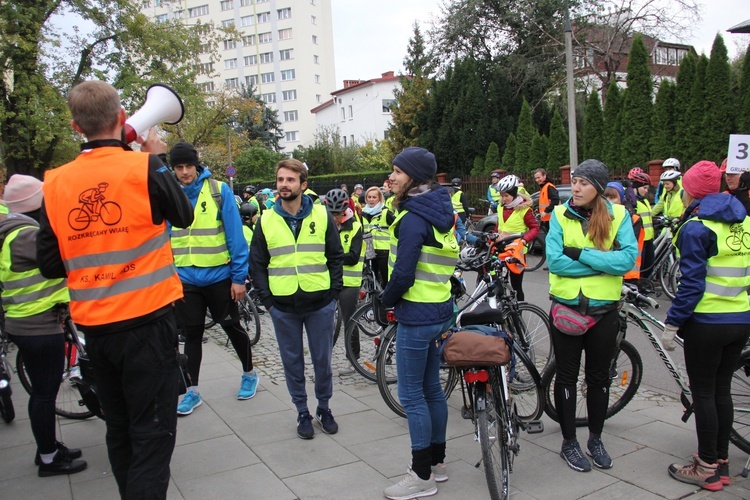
338;365;355;376
177;391;202;416
560;440;591;472
38;451;87;477
384;467;437;500
431;463;448;483
586;438;613;469
297;411;314;439
315;407;339;434
668;454;723;491
237;373;258;400
34;441;82;466
718;458;730;485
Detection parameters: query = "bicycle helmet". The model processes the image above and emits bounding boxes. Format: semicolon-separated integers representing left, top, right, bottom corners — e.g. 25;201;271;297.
325;188;349;213
496;175;519;193
630;172;652;186
451;177;462;187
659;170;681;182
239;202;258;220
627;167;645;180
260;188;273;196
244;185;257;196
354;184;364;190
459;246;487;269
662;157;681;170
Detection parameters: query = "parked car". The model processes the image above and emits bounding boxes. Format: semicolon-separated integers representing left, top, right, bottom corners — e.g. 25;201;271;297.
473;185;572;233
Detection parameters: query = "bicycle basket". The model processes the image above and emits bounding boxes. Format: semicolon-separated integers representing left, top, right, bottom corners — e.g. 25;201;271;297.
362;231;376;260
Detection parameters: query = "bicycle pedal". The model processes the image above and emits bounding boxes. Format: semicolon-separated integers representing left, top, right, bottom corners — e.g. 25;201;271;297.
461;405;473;420
524;420;544;434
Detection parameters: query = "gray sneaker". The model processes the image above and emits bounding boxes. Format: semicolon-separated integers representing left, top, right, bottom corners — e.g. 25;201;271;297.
384;467;437;500
587;438;613;469
560;440;591;472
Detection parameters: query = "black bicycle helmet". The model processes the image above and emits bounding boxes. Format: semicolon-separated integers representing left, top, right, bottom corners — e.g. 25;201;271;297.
325;188;349;212
239;202;258;220
451;177;462;187
244;185;257;196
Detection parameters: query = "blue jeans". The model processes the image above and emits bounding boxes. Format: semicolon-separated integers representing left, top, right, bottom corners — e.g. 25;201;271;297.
396;320;451;450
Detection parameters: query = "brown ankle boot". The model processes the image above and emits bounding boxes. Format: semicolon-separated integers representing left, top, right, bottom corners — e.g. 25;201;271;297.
668;454;723;491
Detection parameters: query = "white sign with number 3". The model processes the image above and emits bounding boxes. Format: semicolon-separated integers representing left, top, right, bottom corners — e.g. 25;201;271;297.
727;135;750;174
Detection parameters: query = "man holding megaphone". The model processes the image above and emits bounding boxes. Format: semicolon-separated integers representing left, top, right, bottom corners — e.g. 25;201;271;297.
36;80;194;499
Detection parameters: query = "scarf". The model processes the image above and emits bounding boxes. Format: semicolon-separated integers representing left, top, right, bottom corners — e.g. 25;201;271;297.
504;195;524;210
363;202;383;216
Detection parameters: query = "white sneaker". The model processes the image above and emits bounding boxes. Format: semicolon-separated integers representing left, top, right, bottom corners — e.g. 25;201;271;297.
338;366;355;376
384;467;437;500
431;463;447;482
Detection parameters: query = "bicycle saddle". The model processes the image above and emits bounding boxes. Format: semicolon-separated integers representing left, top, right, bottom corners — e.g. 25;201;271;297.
460;302;506;328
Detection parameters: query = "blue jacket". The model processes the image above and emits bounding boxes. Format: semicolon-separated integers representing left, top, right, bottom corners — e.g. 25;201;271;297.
381;186;456;325
169;167;249;287
546;199;638;308
666;193;750;327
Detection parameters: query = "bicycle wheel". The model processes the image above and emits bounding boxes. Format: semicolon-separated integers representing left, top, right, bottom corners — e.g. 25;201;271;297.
17;346;94;420
524;235;545;272
509;343;545;421
658;254;677;300
667;258;681;300
333;301;343;346
0;384;14;423
507;303;553;377
542;339;642;426
239;293;261;346
477;373;510;500
204;311;216;329
729;352;750;454
344;302;384;381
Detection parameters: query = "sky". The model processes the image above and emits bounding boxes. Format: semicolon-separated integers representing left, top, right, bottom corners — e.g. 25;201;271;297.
330;0;750;88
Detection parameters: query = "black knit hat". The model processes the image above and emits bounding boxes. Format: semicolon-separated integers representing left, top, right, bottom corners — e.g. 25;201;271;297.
572;159;609;194
392;147;437;184
169;142;200;168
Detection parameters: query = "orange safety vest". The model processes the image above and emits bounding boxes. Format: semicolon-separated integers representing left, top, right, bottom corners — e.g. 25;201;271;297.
538;182;555;222
43;147;183;327
624;213;644;280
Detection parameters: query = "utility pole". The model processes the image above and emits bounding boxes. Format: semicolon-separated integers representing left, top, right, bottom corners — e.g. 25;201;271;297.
564;0;579;171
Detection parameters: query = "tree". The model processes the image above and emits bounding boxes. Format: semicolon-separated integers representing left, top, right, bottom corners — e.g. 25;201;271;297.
619;34;652;167
583;90;604;160
501;134;516;170
650;80;676;159
472;156;485;173
684;54;709;166
529;133;549;172
483;142;501;174
602;80;623;166
702;34;734;162
547;109;568;171
673;52;696;158
738;46;750;134
233;146;285;182
515;98;535;173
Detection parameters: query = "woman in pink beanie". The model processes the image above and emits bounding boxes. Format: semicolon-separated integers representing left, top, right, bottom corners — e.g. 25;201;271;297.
664;161;750;491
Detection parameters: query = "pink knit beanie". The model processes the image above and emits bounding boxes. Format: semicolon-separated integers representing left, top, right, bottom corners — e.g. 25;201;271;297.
682;161;721;200
3;175;43;213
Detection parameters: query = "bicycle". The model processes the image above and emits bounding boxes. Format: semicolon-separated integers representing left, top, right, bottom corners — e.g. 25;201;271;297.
640;215;680;299
204;277;262;347
0;320;15;423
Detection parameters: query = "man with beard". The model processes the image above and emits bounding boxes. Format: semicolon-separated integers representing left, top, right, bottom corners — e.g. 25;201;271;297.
250;159;344;439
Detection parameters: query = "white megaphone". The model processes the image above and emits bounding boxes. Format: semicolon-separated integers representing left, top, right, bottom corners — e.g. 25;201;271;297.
124;84;185;143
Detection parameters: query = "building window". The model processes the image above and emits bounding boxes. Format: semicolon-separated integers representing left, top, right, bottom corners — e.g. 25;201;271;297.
220;0;233;10
351;135;355;145
195;62;214;74
343;136;347;146
282;89;297;101
200;81;215;92
382;99;396;113
155;0;162;6
312;35;318;45
279;49;294;60
242;35;255;46
142;1;151;8
261;72;275;83
224;58;237;69
311;15;317;25
244;55;257;66
278;28;293;40
246;75;258;87
316;94;321;103
155;13;167;22
284;110;298;122
199;43;211;54
223;39;236;50
225;78;239;89
314;74;320;84
240;0;252;6
258;32;272;44
259;52;273;64
341;108;346;121
348;105;353;118
188;4;209;17
257;12;270;23
313;55;319;64
256;0;268;3
222;19;235;27
280;69;295;81
285;131;299;142
241;15;254;26
173;9;185;19
261;92;276;103
277;8;291;19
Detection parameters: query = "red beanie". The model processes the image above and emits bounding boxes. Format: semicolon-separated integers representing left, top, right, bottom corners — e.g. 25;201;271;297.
682;161;721;200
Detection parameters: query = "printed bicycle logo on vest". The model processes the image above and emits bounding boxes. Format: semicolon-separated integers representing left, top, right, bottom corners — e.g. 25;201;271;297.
67;183;125;234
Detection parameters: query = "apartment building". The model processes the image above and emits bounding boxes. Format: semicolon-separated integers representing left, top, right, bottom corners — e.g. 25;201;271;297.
140;0;336;150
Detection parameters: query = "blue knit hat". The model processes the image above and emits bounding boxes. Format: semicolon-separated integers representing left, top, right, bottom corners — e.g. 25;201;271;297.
606;181;625;203
393;147;437;184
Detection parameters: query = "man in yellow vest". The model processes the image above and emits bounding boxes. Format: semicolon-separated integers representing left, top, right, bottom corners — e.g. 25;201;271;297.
250;159;344;439
450;178;469;224
37;80;194;498
169;142;257;416
487;172;502;213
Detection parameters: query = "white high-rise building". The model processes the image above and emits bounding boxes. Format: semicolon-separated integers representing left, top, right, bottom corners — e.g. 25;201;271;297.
140;0;336;151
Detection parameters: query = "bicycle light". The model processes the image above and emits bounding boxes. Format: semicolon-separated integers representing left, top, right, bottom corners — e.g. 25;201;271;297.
464;370;489;384
386;310;397;322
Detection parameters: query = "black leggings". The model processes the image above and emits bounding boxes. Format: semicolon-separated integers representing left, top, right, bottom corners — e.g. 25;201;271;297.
509;271;525;302
681;321;749;463
373;250;389;289
551;308;619;440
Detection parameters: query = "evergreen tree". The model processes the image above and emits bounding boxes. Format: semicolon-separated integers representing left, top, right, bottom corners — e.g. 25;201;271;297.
484;141;501;172
702;34;734;162
650;80;676;159
547;109;568;170
739;46;750;134
620;34;653;167
529;133;549;172
674;52;696;158
501;133;516;170
602;80;623;167
684;54;709;166
583;90;604;160
472;155;485;174
514;98;535;173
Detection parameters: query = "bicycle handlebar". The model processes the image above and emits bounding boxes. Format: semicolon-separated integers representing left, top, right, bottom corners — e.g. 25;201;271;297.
621;284;659;309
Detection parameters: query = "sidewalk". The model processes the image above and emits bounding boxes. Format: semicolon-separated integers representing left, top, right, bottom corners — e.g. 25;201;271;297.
2;330;750;499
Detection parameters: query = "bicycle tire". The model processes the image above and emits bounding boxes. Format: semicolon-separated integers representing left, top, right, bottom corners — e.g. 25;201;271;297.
239;293;261;346
343;302;384;381
17;348;94;420
542;339;642;426
204;311;216;330
0;386;14;423
658;254;677;300
507;303;553;378
333;301;343;346
524;234;545;272
729;352;750;454
667;258;681;300
508;343;545;421
477;376;510;500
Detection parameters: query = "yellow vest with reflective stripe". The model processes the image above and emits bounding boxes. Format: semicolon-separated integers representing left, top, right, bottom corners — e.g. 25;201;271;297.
363;210;390;251
242;225;253;253
663;189;685;219
636;198;654;240
171;180;230;267
388;210;459;303
384;196;395;213
0;226;70;318
263;205;330;296
549;204;628;302
675;218;750;314
340;219;364;287
451;190;465;214
489;184;501;203
498;208;529;234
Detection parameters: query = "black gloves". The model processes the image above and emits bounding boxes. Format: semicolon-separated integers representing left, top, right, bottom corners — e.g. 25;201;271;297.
562;247;582;261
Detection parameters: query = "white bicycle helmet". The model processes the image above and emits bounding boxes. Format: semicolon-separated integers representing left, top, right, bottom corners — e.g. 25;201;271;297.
660;170;681;182
495;175;519;193
663;158;681;170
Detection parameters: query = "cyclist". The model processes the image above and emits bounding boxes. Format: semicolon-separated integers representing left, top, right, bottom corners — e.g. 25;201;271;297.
605;182;645;284
654;157;681;204
487;172;502;213
242;185;256;203
360;186;395;289
652;170;684;219
722;158;750;217
628;169;656;279
547;160;637;473
450;178;469;223
534;168;560;233
324;189;364;376
1;175;87;477
494;175;539;301
663;161;750;492
381;147;458;499
260;188;275;210
239;202;258;251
